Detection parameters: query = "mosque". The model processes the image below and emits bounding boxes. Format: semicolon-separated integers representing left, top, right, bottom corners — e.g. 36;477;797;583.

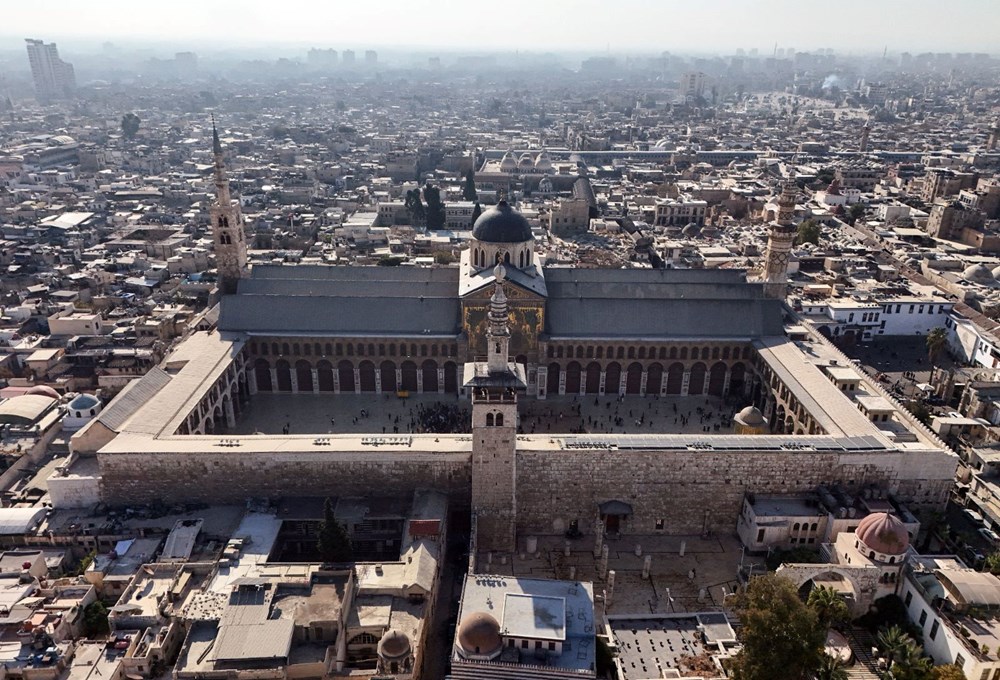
74;131;958;556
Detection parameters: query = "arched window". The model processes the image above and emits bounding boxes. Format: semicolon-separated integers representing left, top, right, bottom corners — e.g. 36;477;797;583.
793;523;800;531
617;347;624;359
638;347;646;359
596;346;603;359
486;413;494;426
281;343;290;355
358;344;365;356
504;251;511;264
495;342;501;354
496;413;504;426
304;344;311;356
519;251;525;268
261;343;269;356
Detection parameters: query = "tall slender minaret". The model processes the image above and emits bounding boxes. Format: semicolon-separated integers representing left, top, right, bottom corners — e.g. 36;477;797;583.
487;264;511;375
210;117;248;295
860;118;871;153
988;118;1000;152
762;182;797;299
468;263;523;554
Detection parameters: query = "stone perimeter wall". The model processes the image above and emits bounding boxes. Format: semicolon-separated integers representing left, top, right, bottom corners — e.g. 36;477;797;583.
514;448;958;536
98;450;472;506
99;447;957;536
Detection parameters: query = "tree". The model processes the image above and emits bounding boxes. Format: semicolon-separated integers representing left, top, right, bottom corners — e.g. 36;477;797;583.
985;552;1000;575
796;219;821;246
931;665;967;680
121;112;140;140
462;169;478;202
813;654;848;680
876;625;913;672
433;250;455;265
807;586;850;630
926;327;947;363
423;184;446;230
889;639;933;680
83;601;110;636
470;202;482;228
848;203;866;225
728;574;826;680
404;189;425;225
317;497;353;562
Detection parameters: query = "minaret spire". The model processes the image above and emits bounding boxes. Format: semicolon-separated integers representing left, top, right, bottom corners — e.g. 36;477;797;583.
209;116;247;295
761;181;797;299
487;263;511;375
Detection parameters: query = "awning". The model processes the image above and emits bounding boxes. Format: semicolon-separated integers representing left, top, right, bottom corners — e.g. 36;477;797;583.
599;500;633;516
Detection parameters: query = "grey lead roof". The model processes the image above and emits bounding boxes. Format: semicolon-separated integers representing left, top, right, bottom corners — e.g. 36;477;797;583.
220;263;782;339
543;268;783;338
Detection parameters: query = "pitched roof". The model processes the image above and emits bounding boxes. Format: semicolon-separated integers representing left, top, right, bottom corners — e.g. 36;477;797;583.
96;367;171;432
219;265;460;336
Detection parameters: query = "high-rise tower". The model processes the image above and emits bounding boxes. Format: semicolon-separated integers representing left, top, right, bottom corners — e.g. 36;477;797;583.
466;264;525;553
24;39;75;102
762;183;797;299
210;119;248;295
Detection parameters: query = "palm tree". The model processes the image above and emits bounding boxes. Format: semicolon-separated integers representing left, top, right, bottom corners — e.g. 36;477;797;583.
926;327;947;363
876;625;912;671
808;586;850;630
813;653;849;680
889;640;933;680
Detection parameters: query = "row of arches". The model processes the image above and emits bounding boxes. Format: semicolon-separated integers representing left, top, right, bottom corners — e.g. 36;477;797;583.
254;358;459;394
546;343;754;362
545;361;746;397
251;340;459;359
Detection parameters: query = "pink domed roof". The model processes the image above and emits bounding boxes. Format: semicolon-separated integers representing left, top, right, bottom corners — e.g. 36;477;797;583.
24;386;60;399
856;512;909;556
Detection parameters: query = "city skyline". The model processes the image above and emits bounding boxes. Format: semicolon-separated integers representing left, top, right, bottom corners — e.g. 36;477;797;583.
4;0;1000;54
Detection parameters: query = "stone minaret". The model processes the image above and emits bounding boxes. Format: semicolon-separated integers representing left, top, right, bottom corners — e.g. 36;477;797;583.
860;119;871;153
762;182;797;299
988;118;999;152
470;263;520;553
487;264;511;374
210;118;248;295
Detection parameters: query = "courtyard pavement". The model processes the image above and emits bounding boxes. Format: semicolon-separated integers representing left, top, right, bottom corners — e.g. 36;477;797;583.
227;392;748;436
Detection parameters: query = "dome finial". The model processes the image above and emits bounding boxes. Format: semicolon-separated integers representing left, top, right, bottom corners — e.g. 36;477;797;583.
493;262;506;282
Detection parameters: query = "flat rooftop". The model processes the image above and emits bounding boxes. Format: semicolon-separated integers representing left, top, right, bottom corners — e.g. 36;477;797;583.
609;615;730;680
457;574;595;673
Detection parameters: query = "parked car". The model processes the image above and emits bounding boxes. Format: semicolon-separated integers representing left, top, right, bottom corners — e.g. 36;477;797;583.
978;527;1000;544
964;508;985;524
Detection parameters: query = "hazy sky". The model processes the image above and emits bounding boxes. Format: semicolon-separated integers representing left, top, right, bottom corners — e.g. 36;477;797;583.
5;0;999;53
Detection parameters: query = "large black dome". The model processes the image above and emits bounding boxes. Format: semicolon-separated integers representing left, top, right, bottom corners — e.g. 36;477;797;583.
472;200;533;243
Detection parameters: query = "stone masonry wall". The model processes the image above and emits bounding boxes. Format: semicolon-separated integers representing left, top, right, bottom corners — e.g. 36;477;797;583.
98;450;472;506
514;448;957;537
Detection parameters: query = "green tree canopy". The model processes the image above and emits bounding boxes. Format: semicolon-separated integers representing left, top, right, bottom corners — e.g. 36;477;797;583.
462;169;478;202
926;327;947;362
796;219;821;246
83;601;110;636
424;184;446;230
471;202;482;229
807;585;850;630
317;497;353;562
404;189;425;225
729;574;826;680
121;112;140;140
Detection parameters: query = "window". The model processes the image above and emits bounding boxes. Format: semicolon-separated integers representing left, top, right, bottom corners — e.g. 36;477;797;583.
928;620;939;640
757;529;765;542
918;610;927;626
549;642;556;651
655;519;664;530
955;654;965;668
904;591;912;606
496;413;504;427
